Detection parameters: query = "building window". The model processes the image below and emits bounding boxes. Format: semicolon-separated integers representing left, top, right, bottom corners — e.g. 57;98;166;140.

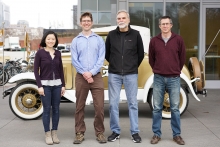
98;12;111;24
129;2;163;37
81;0;97;11
81;0;111;25
205;8;220;80
98;0;111;11
166;2;200;65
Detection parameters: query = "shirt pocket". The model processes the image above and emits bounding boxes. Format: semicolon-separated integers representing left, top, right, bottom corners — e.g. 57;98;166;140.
125;39;134;49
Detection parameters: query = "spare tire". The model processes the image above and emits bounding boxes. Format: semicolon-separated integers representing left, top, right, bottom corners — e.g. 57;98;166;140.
199;60;205;88
188;57;204;91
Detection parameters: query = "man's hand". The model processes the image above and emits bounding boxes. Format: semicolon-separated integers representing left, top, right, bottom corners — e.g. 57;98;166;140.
87;77;94;83
83;72;92;80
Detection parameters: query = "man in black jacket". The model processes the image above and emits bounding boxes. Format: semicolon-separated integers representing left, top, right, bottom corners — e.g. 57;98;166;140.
105;10;144;143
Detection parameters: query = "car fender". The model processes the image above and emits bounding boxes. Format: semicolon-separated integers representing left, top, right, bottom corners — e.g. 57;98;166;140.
63;90;94;105
8;72;94;104
180;73;201;101
63;90;76;103
143;74;154;103
8;72;35;83
142;73;201;103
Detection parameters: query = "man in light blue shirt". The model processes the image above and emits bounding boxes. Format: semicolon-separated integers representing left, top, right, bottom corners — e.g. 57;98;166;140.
70;12;106;144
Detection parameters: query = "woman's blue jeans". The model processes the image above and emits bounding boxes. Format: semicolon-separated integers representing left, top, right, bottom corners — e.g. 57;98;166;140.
108;73;139;135
41;85;61;132
152;74;181;137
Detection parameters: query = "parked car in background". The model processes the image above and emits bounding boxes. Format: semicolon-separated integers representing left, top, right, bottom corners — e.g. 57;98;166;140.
56;44;70;52
66;44;70;51
3;25;207;120
4;37;21;51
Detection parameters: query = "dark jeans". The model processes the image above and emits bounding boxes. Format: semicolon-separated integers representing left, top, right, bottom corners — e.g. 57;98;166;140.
41;85;62;132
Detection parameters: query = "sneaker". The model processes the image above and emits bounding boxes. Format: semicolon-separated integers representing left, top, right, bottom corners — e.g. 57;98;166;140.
131;133;142;143
108;132;120;142
73;132;84;144
96;133;107;143
173;136;185;145
150;135;161;144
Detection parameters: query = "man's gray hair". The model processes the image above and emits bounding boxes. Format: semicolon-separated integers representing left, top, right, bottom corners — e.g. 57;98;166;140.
117;10;130;18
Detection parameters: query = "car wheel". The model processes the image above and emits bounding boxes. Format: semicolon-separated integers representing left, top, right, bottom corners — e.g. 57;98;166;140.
148;86;189;119
9;82;43;120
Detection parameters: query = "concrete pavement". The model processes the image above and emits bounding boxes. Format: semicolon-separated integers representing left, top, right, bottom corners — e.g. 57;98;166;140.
0;84;220;147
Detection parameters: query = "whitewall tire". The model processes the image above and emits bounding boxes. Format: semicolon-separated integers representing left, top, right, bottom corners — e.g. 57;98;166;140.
149;86;189;119
9;82;43;120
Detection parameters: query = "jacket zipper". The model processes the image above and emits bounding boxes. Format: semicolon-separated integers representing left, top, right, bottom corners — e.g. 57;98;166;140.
121;38;126;75
122;55;123;74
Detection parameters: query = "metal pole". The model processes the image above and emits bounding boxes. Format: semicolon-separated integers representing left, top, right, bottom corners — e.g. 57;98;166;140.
202;29;220;60
24;26;25;60
2;22;5;99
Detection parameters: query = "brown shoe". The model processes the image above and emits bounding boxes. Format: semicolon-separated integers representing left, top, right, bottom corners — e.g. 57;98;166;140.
173;136;185;145
73;132;84;144
97;133;107;143
151;135;161;144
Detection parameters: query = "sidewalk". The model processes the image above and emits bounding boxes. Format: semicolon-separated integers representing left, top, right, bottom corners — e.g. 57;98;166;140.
0;87;220;147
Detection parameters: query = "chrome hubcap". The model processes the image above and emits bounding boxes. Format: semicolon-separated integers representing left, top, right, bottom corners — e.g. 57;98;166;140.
22;94;37;108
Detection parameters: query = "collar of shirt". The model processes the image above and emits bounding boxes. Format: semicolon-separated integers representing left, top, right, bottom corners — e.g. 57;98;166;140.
77;32;98;38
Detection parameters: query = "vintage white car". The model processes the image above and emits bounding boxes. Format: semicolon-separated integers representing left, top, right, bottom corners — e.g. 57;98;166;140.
3;25;207;120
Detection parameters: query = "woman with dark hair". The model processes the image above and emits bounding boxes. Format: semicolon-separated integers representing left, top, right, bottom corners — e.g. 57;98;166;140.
34;31;65;145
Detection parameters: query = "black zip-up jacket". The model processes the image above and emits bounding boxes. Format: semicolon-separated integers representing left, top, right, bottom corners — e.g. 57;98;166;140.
105;25;144;75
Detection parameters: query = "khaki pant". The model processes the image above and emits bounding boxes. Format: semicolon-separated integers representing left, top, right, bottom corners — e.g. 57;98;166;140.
75;73;105;136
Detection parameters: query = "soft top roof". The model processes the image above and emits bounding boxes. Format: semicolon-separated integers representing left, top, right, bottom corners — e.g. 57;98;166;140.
91;25;151;53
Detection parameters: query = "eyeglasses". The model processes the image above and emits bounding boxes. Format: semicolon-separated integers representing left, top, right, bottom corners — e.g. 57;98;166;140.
160;23;171;26
81;20;92;23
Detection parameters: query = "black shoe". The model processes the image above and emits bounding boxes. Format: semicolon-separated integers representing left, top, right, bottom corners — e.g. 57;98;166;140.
108;132;120;142
131;133;142;143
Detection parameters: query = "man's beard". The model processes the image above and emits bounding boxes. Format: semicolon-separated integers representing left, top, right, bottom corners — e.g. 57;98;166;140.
118;23;128;28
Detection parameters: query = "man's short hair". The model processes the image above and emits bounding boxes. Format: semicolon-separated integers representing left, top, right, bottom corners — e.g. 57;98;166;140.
80;12;93;22
159;16;173;25
117;9;130;18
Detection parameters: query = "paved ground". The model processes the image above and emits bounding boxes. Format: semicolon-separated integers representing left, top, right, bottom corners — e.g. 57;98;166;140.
0;84;220;147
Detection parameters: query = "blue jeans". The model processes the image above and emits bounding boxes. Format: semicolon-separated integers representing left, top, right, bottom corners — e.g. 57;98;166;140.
152;74;181;137
41;85;61;132
108;73;139;135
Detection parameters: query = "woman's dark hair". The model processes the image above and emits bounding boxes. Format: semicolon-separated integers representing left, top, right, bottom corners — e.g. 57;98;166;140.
40;31;59;48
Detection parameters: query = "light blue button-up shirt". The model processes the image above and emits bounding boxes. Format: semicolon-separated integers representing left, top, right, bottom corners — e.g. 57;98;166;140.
70;32;105;76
